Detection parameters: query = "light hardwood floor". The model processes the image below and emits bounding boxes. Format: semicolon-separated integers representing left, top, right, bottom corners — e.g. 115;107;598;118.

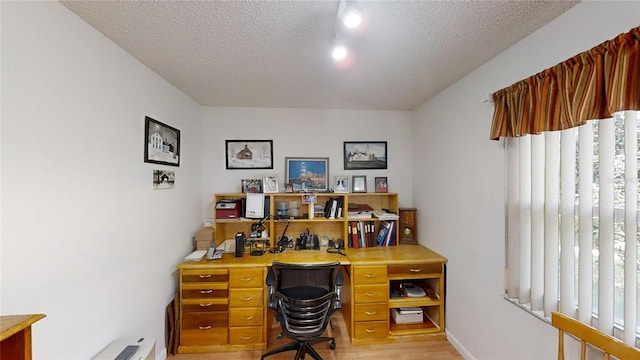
169;312;463;360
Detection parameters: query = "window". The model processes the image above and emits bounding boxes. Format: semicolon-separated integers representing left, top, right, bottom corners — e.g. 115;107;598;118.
504;110;639;346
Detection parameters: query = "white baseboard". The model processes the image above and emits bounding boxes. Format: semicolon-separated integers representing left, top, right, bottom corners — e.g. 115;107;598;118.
446;329;475;360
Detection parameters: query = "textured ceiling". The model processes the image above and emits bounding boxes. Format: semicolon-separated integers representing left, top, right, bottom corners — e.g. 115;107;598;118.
60;0;579;110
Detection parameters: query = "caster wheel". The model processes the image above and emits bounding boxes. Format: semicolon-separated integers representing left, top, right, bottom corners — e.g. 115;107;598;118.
330;340;336;350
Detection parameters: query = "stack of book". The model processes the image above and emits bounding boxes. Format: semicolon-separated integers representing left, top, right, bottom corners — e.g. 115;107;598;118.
323;197;343;219
347;203;374;219
372;209;399;220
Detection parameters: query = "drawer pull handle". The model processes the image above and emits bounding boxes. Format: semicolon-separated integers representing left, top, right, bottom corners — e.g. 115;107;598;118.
240;296;254;301
199;325;212;330
365;274;376;278
241;316;254;320
366;293;377;297
365;311;377;315
200;290;213;294
410;268;422;273
241;277;253;281
240;336;252;340
365;328;376;333
199;303;213;307
199;274;212;279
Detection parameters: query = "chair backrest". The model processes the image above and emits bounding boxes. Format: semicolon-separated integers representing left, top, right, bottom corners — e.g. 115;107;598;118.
551;312;640;360
271;261;342;295
275;291;336;339
270;262;341;340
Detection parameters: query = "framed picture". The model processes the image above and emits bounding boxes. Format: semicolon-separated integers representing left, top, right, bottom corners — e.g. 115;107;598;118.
283;183;294;193
241;179;262;193
334;175;349;193
144;116;180;167
153;169;175;190
285;157;329;192
225;140;273;170
344;141;387;170
375;177;388;193
262;174;279;193
352;175;367;193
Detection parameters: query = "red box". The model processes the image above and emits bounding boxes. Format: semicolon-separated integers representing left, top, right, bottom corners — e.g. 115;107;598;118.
216;201;241;219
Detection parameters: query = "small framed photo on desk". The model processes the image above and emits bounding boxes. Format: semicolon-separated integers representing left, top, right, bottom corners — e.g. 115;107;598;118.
352;175;367;193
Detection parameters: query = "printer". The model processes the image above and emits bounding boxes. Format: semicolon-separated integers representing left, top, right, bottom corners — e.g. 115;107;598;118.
215;200;241;219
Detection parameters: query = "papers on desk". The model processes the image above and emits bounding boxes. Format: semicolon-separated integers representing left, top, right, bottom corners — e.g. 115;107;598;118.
184;250;206;261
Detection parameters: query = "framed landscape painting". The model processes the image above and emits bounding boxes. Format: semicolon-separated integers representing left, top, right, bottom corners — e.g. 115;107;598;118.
144;116;180;167
285;157;329;192
225;140;273;170
344;141;387;170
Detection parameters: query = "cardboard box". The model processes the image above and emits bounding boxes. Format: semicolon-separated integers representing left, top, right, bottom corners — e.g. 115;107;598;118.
391;307;423;324
195;227;214;241
195;239;211;250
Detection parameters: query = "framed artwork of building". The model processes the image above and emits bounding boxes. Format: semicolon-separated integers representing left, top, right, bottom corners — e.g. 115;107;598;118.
225;140;273;169
144;116;180;167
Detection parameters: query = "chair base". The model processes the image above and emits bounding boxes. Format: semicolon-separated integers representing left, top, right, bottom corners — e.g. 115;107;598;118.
261;337;335;360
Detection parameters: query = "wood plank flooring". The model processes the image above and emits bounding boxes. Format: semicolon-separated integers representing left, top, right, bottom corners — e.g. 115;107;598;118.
169;312;463;360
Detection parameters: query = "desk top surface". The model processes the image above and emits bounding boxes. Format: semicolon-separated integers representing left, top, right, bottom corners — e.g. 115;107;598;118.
178;245;446;269
0;314;46;341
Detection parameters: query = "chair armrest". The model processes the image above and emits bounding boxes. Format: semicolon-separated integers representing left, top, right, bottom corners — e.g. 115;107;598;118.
334;270;344;309
266;268;276;310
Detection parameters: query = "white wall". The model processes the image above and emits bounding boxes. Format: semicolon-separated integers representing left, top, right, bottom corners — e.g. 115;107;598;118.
199;107;414;220
1;2;201;359
413;1;640;359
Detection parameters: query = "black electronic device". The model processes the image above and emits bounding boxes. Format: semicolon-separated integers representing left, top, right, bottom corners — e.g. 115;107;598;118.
235;232;246;257
295;229;319;250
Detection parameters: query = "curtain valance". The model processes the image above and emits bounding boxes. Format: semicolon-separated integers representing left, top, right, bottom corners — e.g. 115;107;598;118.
490;26;639;140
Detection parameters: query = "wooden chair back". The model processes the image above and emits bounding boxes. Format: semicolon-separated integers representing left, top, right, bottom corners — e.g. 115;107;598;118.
551;312;640;360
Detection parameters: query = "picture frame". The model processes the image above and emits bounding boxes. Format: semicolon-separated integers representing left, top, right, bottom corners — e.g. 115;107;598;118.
375;176;388;193
285;157;329;192
144;116;180;167
262;174;279;193
283;183;294;193
334;175;349;193
225;140;273;170
352;175;367;193
343;141;387;170
241;179;262;193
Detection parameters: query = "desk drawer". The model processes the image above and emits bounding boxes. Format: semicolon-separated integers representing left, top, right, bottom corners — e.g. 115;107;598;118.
354;284;388;303
182;268;229;283
230;288;264;308
182;312;228;330
388;263;442;277
354;321;388;339
229;326;263;345
182;288;228;300
354;303;388;321
229;268;263;288
229;308;263;326
181;325;228;346
353;266;387;285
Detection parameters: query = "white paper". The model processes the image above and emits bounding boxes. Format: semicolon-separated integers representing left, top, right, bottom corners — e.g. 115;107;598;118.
245;193;265;218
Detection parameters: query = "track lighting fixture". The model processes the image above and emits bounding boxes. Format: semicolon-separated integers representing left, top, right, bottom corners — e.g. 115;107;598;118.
331;0;362;63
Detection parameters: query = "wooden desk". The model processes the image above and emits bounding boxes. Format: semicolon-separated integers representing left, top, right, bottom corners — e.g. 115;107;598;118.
176;245;447;353
0;314;46;360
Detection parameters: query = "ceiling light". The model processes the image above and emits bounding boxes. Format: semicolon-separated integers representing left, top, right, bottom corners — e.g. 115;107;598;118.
332;42;348;61
342;8;362;29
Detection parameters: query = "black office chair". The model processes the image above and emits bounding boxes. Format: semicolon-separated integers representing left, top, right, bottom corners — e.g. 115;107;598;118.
262;262;341;360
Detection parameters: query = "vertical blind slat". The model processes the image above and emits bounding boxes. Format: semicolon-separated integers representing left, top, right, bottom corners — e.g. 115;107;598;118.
544;132;561;317
519;136;532;303
623;110;638;345
507;138;521;297
598;119;615;335
531;135;545;311
560;128;577;316
578;122;594;324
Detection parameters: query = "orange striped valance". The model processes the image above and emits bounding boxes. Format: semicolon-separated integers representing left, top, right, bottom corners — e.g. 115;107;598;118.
490;26;639;140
